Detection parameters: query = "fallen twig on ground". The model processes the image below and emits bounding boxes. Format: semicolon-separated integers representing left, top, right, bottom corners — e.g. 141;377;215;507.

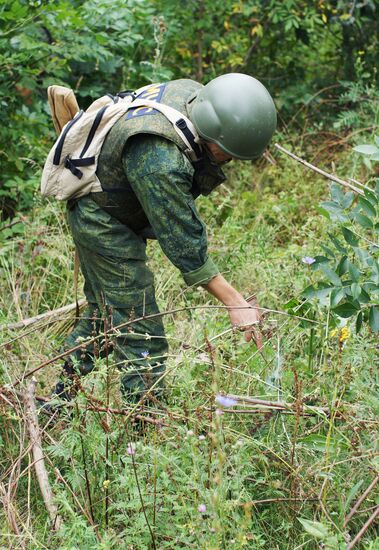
24;378;62;531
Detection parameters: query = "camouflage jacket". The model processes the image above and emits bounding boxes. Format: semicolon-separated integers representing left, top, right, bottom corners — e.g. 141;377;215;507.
91;79;226;286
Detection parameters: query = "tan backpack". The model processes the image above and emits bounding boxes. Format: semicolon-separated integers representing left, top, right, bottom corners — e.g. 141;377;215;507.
41;84;202;201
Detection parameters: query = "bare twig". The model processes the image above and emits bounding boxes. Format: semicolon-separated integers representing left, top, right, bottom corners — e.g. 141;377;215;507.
274;143;366;195
238;497;320;507
13;302;320;387
226;394;331;416
344;476;379;527
347;506;379;549
1;299;86;331
24;378;62;530
0;481;22;538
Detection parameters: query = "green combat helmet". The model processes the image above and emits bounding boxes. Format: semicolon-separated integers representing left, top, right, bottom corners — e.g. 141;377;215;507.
190;73;277;160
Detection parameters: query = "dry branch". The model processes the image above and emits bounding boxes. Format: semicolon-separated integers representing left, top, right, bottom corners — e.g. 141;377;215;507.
344;476;379;527
274;143;366;195
0;481;22;538
24;378;62;530
226;394;332;417
1;299;86;331
347;506;379;549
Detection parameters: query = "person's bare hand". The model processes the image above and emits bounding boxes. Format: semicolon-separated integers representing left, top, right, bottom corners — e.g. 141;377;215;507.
203;275;263;349
228;297;263;349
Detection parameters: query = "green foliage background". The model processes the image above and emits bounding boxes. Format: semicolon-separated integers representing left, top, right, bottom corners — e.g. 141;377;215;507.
0;1;378;549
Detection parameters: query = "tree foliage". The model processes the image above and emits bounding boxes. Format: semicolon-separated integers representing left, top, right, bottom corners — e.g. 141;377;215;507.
0;0;378;217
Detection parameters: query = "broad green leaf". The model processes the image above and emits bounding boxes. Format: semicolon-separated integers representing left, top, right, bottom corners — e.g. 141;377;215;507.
321;202;348;222
337;255;349;276
303;284;335;301
320;245;335;258
347;260;360;282
333;302;359;318
351;283;361;300
298;518;329;539
359;197;377;218
356;311;363;333
353;144;378;155
371;152;379;161
342;191;355;209
364;189;378;206
328;233;347;254
354;247;371;266
358;288;371;304
330;183;344;205
310;256;329;270
352;212;374;229
341;227;358;246
318;263;342;286
375;136;379;147
369;306;379;332
330;287;345;307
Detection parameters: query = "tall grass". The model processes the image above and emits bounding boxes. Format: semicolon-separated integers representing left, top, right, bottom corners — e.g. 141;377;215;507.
1;144;378;549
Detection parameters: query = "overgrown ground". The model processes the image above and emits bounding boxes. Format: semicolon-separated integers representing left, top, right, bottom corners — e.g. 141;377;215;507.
0;136;378;549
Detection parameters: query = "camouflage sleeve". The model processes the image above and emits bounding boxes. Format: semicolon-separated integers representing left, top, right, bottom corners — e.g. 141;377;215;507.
123;134;219;286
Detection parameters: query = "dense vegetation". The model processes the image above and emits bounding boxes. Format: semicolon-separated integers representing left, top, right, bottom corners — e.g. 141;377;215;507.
1;1;378;548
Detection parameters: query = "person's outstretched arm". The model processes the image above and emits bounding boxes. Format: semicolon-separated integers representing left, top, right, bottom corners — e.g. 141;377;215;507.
204;274;262;348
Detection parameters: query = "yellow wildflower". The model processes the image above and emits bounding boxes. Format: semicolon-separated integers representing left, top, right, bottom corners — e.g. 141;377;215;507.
330;329;338;338
102;479;110;489
340;326;350;343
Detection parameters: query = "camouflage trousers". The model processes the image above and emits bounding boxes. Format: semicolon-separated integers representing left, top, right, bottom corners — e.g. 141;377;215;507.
62;195;168;402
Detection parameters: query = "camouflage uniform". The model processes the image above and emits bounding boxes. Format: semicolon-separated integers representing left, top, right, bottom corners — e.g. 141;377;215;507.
61;79;226;401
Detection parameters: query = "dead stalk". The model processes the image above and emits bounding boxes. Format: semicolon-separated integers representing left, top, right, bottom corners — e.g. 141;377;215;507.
344;476;379;527
347;506;379;550
24;378;62;530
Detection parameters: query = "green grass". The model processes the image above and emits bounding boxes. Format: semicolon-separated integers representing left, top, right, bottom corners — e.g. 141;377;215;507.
0;143;378;549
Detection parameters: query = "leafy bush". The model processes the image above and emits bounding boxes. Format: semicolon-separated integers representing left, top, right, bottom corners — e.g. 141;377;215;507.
303;182;379;333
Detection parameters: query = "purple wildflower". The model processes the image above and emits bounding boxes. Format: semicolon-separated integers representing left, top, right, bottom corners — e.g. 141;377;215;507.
198;434;206;441
140;350;150;358
215;394;238;407
198;504;207;514
302;256;316;265
215;408;224;416
127;442;135;456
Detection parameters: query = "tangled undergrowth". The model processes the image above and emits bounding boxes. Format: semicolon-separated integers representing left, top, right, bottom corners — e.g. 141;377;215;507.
1;138;378;549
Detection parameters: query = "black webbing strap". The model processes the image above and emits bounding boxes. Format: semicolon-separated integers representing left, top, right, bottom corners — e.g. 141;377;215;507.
117;91;135;99
175;118;202;159
65;156;95;179
80;104;109;159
